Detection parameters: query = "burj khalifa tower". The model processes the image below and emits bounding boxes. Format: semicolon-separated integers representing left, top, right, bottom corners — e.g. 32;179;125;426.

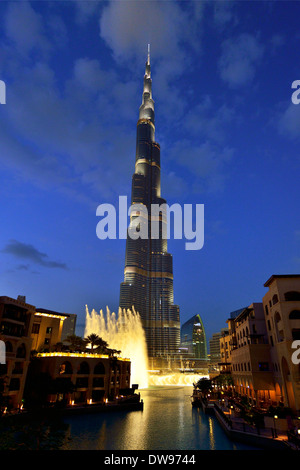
119;46;180;368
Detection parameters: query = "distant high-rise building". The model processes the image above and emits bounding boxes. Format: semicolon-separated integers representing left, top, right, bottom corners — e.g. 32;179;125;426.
119;46;180;363
61;313;77;341
180;314;207;360
209;328;228;371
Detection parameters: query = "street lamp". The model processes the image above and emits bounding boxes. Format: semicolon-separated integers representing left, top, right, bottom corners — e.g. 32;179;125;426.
273;415;278;438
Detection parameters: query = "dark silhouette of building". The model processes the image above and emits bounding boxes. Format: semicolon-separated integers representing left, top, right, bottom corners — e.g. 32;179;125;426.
119;46;180;365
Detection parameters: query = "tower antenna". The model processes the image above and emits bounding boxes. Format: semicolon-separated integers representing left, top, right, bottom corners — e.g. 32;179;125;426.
147;43;150;64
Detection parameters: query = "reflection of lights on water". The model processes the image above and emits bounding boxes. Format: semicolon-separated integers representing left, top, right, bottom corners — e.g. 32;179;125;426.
208;417;215;450
148;373;209;387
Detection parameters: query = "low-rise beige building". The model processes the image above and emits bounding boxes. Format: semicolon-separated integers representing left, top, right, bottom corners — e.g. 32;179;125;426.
230;303;275;407
0;296;35;410
0;296;133;412
27;352;131;405
218;275;300;414
262;274;300;412
30;308;70;352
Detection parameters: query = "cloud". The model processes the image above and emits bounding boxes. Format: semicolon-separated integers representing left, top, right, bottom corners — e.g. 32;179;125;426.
4;1;51;57
99;1;203;121
219;33;264;88
183;95;237;143
277;102;300;140
213;2;236;28
2;240;67;269
169;140;234;195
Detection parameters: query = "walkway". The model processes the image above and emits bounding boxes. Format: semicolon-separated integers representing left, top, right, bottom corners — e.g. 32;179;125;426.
195;396;299;450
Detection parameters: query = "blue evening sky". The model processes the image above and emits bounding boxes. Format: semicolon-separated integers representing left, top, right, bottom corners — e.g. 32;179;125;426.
0;1;299;344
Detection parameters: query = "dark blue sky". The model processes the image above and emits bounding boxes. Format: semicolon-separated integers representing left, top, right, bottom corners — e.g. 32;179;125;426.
0;1;299;343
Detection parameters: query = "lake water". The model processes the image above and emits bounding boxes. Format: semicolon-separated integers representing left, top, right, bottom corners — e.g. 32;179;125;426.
0;386;260;450
59;386;257;450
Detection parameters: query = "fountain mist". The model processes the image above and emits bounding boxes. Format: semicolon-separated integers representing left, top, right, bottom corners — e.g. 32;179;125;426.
85;306;149;389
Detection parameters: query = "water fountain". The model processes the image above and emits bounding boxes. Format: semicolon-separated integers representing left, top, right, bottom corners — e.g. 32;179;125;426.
84;306;149;389
84;306;208;389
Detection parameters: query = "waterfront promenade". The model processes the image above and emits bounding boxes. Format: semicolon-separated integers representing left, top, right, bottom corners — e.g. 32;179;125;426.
193;393;299;450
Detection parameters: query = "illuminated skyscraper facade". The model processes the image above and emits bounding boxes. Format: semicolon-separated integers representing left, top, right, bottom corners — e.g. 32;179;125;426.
119;47;180;363
180;314;207;360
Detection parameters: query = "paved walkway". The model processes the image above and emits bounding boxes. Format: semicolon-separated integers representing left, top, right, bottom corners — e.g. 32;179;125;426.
211;401;299;450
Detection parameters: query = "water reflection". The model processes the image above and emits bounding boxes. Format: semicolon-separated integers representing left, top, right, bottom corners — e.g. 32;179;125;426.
0;387;259;450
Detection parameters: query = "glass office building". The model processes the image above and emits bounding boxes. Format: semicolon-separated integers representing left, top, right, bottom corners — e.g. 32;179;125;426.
180;314;207;360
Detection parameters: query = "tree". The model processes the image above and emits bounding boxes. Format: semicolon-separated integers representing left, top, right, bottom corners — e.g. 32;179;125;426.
64;335;85;352
107;348;121;357
213;373;234;388
195;378;212;395
83;334;109;353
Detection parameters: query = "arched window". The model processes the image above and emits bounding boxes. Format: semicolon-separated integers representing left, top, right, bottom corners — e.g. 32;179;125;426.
59;361;73;375
9;378;20;391
272;294;279;305
274;312;284;342
289;310;300;320
77;361;89;374
274;312;281;323
16;343;26;358
94;362;105;374
284;291;300;301
5;341;13;353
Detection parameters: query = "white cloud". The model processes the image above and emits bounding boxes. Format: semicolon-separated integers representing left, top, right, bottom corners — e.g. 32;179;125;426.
219;33;264;88
278;103;300;139
4;2;51;56
99;0;203;121
214;2;236;28
184;95;237;143
169;139;234;194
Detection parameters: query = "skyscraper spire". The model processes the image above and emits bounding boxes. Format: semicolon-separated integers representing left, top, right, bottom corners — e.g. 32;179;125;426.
139;45;154;125
120;47;180;368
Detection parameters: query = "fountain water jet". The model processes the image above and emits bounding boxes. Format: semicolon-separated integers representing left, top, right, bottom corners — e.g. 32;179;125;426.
84;306;149;389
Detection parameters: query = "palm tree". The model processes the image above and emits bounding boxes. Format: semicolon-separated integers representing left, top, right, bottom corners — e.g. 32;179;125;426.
107;348;121;357
65;335;85;352
83;334;109;353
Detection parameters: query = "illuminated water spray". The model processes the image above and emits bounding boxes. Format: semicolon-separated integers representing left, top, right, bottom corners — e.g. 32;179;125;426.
85;306;149;389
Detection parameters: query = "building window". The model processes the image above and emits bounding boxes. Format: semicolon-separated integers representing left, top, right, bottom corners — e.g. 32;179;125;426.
265;305;269;315
32;323;40;334
258;362;269;371
77;362;89;375
16;344;26;358
59;361;73;375
9;378;20;391
94;362;105;374
284;291;300;301
272;294;279;305
46;327;52;334
292;329;300;341
289;310;300;320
